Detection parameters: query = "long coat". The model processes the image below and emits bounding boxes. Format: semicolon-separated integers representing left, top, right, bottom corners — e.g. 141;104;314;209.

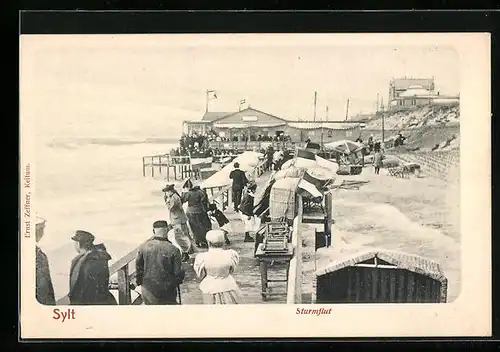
68;244;117;305
229;169;248;191
239;190;255;217
182;187;209;214
36;246;56;305
135;236;185;305
165;192;188;225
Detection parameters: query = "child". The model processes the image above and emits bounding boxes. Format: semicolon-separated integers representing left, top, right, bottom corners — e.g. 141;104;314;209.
207;203;231;245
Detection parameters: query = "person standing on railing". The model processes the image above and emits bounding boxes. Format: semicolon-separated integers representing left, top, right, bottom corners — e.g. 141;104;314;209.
68;231;117;305
229;162;248;212
135;220;185;305
163;184;194;259
193;230;243;304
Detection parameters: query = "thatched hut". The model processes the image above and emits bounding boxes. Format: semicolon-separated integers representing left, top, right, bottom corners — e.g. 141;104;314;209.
315;250;448;303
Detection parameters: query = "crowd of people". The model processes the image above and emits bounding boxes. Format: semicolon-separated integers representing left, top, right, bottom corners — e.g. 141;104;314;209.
35;163;269;306
172;131;294;160
36;132;398;307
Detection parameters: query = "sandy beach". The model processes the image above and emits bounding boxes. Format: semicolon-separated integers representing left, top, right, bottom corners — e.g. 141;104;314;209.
315;164;461;302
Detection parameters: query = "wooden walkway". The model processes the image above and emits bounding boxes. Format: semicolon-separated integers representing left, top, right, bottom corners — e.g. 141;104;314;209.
179;210;289;305
179;171;289;304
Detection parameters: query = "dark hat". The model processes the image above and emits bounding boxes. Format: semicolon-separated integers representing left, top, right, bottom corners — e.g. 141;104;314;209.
248;181;257;190
234;162;240;168
162;184;175;192
182;178;193;189
71;230;95;244
153;220;169;229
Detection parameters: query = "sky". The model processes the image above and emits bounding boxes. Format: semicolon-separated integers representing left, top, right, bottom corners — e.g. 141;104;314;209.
21;35;459;139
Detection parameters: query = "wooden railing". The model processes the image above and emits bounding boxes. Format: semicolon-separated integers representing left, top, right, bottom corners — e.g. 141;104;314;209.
142;154;194;181
286;196;304;304
56;239;150;305
203;158;268;211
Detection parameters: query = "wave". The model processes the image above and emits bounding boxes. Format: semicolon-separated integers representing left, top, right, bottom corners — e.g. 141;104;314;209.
46;136;180;149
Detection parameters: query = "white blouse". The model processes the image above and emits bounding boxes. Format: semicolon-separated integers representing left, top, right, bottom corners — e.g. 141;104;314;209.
193;248;240;294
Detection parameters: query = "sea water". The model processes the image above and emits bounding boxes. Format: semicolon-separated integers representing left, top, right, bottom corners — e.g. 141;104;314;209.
34;134;179;299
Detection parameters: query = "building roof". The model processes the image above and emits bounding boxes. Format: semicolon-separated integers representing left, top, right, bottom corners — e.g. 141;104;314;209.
315;249;448;302
399;85;434;97
391;78;434;91
287;122;360;130
213;122;286;129
316;249;447;284
213;107;289;123
201;112;235;121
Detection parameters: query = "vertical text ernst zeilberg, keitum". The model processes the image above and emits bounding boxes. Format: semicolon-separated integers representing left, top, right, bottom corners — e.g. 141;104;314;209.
23;163;32;238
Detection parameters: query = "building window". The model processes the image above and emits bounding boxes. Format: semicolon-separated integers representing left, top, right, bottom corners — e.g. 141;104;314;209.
327;130;333;138
412;99;416;105
346;131;352;137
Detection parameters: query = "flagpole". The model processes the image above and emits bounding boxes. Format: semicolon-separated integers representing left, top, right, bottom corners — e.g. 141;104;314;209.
205;90;209;113
313;91;317;121
345;98;350;121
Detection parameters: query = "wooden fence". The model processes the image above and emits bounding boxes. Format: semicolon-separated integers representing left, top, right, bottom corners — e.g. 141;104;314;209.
142;154;194;181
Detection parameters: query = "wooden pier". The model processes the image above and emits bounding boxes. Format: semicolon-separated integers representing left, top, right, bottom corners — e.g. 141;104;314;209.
142;154;194;181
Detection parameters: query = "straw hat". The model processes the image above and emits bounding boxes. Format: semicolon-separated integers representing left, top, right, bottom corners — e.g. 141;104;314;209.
206;230;225;245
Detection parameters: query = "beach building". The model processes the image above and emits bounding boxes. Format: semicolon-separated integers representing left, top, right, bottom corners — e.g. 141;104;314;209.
183;107;361;145
388;77;435;102
388;78;459;111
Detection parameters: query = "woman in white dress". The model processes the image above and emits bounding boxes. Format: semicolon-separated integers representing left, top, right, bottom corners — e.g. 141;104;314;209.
193;230;243;304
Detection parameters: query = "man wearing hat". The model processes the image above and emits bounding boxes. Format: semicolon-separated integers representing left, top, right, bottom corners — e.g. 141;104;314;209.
229;162;248;212
163;183;193;259
135;220;185;305
68;230;117;305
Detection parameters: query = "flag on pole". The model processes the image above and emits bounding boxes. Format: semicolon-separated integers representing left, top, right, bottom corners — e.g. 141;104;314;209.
207;90;217;100
239;99;246;105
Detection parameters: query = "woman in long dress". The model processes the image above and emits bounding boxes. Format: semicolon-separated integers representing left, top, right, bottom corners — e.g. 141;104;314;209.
193;230;243;304
182;185;211;248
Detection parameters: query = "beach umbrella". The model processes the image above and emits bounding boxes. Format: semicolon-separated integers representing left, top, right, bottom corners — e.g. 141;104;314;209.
324;140;364;154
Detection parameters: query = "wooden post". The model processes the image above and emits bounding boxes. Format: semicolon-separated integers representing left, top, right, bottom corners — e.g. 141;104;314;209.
159;156;162;174
151;158;155;178
324;192;333;247
142;157;146;177
117;265;132;305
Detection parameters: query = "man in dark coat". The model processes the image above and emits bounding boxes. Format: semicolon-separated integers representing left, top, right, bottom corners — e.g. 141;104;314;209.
35;223;55;305
135;220;185;305
68;231;117;305
239;181;258;243
229;162;248;211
